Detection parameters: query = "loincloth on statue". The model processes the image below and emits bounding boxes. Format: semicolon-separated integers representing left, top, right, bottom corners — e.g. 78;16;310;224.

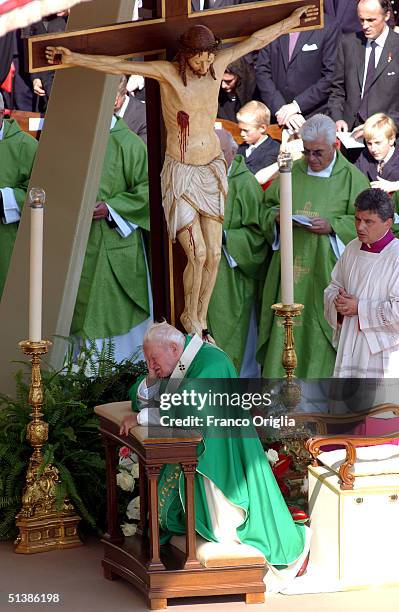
161;153;228;241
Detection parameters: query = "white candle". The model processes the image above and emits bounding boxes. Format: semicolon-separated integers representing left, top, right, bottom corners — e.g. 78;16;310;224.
28;188;45;342
278;153;294;305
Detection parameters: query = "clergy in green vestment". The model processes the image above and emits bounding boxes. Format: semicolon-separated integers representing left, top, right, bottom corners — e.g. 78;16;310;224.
71;116;151;361
120;322;309;578
207;134;269;375
257;114;369;378
0;93;38;299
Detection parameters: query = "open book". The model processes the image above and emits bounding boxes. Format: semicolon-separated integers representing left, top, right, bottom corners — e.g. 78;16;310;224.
292;214;313;227
336;131;365;149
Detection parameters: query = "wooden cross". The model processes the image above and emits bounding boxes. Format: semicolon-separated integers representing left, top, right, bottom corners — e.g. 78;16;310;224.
28;0;322;325
29;1;323;73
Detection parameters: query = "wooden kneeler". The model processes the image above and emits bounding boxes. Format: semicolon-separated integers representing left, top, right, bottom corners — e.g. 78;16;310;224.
94;401;266;609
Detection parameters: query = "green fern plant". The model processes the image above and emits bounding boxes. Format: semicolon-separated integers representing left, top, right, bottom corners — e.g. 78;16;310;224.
0;340;147;541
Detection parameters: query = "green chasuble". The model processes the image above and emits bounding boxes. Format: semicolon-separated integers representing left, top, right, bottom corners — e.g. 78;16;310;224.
207;155;270;373
0;119;38;298
71;118;150;339
257;151;369;378
129;336;306;566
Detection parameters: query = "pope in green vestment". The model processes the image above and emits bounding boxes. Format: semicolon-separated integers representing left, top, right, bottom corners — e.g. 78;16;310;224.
0;117;38;299
129;335;306;567
207;154;269;375
257;150;369;378
71;117;150;342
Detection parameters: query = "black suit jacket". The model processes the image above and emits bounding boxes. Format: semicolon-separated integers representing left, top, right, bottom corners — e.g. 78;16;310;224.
28;16;67;95
324;0;360;34
328;29;399;130
255;17;340;119
237;138;280;174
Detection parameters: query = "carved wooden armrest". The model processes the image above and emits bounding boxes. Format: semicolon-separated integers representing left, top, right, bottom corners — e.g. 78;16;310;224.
306;434;399;490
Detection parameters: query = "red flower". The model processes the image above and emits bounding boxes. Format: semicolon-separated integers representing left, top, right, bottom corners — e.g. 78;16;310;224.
119;446;131;458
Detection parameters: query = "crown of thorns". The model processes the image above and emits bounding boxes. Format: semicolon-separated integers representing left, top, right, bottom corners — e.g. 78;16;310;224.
178;39;221;54
178;26;221;55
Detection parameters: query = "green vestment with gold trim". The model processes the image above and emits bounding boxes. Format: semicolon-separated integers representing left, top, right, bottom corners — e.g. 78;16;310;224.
129;336;306;566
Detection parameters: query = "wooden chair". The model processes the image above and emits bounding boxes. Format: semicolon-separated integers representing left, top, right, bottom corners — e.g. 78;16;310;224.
94;401;266;610
7;110;42;140
215;117;282;145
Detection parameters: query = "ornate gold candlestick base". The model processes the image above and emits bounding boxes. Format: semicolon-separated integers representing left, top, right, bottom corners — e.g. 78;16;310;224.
272;303;304;409
14;340;82;554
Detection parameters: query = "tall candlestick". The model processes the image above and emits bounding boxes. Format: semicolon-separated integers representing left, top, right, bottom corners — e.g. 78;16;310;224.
278;152;294;305
28;188;45;342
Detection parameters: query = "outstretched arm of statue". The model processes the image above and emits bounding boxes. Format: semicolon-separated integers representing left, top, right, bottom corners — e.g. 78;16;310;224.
45;46;169;82
218;5;318;67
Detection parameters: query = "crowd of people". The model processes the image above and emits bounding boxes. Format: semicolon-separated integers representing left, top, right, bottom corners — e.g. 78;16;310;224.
2;0;399;380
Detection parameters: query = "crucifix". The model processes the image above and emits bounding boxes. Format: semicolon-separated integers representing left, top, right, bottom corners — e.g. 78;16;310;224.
29;0;321;339
0;0;322;388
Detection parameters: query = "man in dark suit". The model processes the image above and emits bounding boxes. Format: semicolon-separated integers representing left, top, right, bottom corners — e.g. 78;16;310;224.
255;16;340;130
28;12;68;112
328;0;399;133
324;0;361;33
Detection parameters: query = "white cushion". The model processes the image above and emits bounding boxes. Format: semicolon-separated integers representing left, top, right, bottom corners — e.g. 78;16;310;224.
318;444;399;476
170;535;265;568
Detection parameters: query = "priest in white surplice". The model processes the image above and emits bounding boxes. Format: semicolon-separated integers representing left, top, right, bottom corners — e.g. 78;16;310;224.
324;188;399;378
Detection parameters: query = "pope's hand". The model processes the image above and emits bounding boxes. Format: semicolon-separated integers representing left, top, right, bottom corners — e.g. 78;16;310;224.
119;413;139;436
146;364;159;387
45;46;71;65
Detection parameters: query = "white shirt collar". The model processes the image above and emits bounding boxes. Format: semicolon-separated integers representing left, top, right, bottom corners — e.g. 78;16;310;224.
368;25;389;49
0;121;4;140
307;151;337;178
246;134;268;156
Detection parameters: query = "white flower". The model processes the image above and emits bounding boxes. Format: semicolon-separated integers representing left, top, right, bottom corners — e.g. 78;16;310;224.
266;448;279;465
116;471;135;492
121;522;137;536
300;476;309;495
119;452;138;468
126;496;140;520
130;463;140;479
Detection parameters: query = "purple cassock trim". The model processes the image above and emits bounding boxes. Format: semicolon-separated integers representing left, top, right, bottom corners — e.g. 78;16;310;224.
360;229;395;253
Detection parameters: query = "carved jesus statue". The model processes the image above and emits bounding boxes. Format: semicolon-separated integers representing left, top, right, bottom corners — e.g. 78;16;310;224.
45;5;317;341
